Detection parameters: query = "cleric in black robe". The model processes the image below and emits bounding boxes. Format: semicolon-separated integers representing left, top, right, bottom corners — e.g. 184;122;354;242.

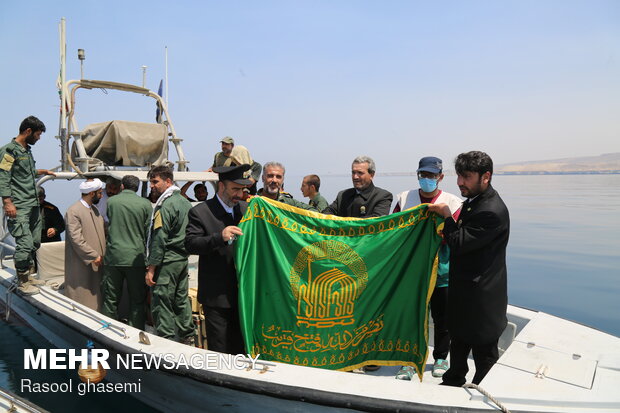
185;164;251;355
428;151;509;386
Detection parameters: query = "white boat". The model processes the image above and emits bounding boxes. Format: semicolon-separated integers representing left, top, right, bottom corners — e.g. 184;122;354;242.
1;18;620;413
2;262;620;413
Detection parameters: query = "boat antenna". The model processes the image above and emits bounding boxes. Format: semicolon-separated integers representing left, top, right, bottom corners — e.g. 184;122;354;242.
142;65;147;88
78;49;85;79
165;46;169;108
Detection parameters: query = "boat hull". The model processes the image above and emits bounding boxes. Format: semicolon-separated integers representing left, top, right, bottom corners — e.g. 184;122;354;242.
3;272;620;413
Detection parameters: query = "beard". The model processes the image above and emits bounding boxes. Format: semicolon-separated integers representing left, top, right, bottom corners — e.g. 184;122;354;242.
25;133;38;145
150;188;162;199
459;179;484;198
224;197;240;207
220;192;240;207
92;195;101;204
265;183;280;195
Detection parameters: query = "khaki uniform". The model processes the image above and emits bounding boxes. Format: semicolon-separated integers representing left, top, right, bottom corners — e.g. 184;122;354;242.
102;190;152;329
212;152;262;182
147;191;194;340
0;139;41;271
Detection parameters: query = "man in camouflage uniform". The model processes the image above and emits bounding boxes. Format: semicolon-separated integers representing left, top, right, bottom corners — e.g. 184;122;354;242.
0;116;54;294
145;166;195;344
258;162;317;211
300;174;328;212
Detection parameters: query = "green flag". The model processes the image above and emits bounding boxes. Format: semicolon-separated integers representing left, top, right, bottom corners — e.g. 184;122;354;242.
236;196;443;380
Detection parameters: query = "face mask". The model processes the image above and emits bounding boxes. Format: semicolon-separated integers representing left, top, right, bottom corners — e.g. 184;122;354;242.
419;178;438;193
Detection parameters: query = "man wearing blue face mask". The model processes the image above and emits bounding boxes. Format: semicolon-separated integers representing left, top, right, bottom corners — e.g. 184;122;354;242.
393;156;462;379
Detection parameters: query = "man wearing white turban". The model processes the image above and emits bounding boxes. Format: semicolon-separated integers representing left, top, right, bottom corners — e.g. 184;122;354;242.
64;178;106;310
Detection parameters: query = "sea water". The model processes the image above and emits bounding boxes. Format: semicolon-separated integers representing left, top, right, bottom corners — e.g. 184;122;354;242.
313;173;620;336
1;174;619;412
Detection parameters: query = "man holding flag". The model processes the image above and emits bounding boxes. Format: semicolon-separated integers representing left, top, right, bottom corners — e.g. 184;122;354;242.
185;164;252;354
235;188;443;377
429;151;510;386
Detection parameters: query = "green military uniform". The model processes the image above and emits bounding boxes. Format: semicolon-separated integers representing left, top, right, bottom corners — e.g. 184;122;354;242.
309;192;328;212
0;139;41;272
257;189;318;211
146;191;194;341
102;189;153;329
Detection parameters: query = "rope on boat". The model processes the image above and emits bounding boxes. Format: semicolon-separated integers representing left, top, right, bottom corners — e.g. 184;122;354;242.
95;320;112;332
66;152;87;177
37;286;128;339
463;383;511;413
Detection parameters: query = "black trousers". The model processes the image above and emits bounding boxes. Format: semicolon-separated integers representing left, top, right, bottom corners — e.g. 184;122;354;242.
430;286;450;360
204;306;245;355
441;336;499;386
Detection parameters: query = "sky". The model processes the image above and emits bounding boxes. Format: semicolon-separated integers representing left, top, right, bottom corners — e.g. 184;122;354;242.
0;0;618;178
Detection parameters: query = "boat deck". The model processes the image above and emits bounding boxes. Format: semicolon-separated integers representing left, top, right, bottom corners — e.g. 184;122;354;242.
3;247;620;412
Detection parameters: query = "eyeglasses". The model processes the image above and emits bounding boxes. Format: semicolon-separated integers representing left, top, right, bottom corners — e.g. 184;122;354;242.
417;172;439;179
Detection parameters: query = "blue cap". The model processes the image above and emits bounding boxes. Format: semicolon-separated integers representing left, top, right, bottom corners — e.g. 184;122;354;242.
417;156;442;174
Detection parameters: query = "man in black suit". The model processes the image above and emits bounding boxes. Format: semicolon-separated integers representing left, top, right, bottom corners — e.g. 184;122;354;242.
185;164;252;354
323;155;392;373
428;151;510;386
38;187;65;243
323;155;392;217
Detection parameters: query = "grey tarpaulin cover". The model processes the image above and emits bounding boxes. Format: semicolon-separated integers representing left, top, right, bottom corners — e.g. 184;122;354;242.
72;120;168;167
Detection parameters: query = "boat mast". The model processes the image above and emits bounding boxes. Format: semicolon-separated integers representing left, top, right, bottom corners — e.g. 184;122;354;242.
58;18;68;171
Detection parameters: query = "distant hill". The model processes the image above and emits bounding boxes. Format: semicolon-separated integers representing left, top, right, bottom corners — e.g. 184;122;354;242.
329;153;620;177
495;153;620;174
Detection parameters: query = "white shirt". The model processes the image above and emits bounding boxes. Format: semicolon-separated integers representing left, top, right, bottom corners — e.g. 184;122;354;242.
216;194;234;215
395;189;463;215
98;192;109;222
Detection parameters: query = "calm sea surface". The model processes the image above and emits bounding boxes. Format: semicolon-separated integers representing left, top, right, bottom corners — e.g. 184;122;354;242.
1;174;619;412
313;173;620;337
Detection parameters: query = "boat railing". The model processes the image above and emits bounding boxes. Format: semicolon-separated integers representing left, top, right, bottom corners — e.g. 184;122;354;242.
0;241;15;269
0;386;49;413
36;285;129;339
60;78;189;174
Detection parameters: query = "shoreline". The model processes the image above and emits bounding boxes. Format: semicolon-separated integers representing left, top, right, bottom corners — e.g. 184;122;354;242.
319;171;620;177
